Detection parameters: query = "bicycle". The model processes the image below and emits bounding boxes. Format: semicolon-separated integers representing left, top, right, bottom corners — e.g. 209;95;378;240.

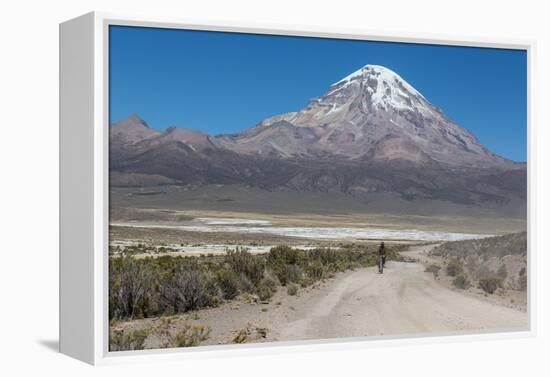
378;254;386;274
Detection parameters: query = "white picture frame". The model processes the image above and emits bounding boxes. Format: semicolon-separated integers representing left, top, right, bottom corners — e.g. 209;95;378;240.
59;11;535;365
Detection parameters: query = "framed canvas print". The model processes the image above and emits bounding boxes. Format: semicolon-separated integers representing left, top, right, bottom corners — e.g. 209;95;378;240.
59;12;533;365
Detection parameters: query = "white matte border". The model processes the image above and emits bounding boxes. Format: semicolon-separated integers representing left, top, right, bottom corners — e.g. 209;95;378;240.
90;11;535;365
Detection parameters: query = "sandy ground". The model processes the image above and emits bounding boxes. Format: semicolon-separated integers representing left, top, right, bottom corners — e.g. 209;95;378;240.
276;255;526;342
114;244;527;348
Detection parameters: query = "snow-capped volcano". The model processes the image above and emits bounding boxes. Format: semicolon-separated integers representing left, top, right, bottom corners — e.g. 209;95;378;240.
218;64;514;169
328;64;426;110
110;65;525;212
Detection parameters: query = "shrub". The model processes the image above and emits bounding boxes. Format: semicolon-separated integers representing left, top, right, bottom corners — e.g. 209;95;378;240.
425;264;441;278
330;260;349;272
472;264;492;281
262;274;279;291
236;272;254;292
305;262;325;280
233;328;249;343
267;246;304;285
267;245;300;265
479;277;502;294
497;264;508;280
453;274;470;289
311;248;340;266
273;263;303;286
225;248;264;286
216;269;240;300
169;324;211;348
109;328;148;351
160;267;219;312
287;283;298;296
446;258;464;277
254;279;276;302
465;255;479;275
299;276;314;288
109;256;155;320
518;267;527;291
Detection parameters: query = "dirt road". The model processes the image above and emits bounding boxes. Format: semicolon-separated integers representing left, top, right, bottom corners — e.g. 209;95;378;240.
275;244;527;341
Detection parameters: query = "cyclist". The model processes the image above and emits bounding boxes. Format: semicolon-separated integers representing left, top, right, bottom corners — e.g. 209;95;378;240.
378;242;386;270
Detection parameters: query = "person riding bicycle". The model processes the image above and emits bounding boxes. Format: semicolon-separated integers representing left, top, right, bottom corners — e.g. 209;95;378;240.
378;242;386;268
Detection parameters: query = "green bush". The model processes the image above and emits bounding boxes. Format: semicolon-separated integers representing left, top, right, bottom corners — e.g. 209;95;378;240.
310;248;341;266
272;263;303;286
169;324;211;348
109;328;148;351
216;269;240;300
287;283;298;296
267;245;300;265
233;328;249;344
262;274;279;291
160;266;219;312
109;256;155;320
268;246;303;285
446;258;464;277
452;274;470;289
330;260;349;272
225;248;265;286
299;276;314;288
254;278;276;301
479;277;502;294
110;322;211;351
305;262;325;280
236;272;254;292
425;264;441;278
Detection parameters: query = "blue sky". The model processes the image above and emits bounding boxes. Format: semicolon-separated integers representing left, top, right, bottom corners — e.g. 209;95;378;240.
109;26;527;162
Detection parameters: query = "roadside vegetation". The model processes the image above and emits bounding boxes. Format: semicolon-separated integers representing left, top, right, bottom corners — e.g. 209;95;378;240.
431;232;527;294
425;264;442;278
109;243;404;350
109;317;211;351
